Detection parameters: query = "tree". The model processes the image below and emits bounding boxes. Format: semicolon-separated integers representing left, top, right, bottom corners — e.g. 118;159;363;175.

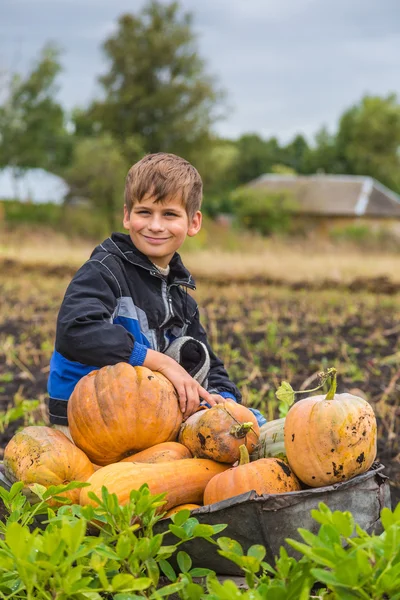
281;134;309;173
63;135;128;231
335;94;400;191
302;126;341;175
233;134;282;185
0;44;71;189
77;1;224;162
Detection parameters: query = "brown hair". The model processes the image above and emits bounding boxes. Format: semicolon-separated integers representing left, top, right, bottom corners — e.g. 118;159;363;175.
124;153;203;219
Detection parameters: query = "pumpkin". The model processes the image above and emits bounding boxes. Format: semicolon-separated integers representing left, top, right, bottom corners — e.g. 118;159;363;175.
80;458;229;511
284;372;377;487
179;402;260;464
3;426;94;504
164;504;201;518
250;417;286;461
68;363;182;466
203;445;301;505
121;442;192;464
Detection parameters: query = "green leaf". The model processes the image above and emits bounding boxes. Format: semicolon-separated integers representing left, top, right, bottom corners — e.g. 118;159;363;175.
112;574;152;591
177;550;192;573
381;506;396;530
207;575;243;599
159;559;176;582
275;381;295;407
180;582;204;600
331;510;354;538
189;567;214;579
171;509;190;526
168;524;188;540
247;545;266;562
192;523;218;539
151;580;185;597
145;557;160;587
217;537;244;556
116;534;132;560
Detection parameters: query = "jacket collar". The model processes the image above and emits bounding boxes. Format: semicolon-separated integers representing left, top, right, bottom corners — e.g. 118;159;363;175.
98;233;196;289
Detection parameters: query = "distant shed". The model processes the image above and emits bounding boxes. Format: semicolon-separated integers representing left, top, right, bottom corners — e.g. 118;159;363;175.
247;174;400;235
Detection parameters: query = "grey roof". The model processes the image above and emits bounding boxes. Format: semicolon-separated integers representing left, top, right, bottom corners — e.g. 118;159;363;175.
247;174;400;218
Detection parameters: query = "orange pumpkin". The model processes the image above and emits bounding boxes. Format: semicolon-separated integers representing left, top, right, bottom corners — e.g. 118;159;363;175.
3;426;94;504
164;504;201;518
284;373;377;487
80;458;229;511
179;402;259;464
121;442;192;463
203;445;301;505
67;363;182;466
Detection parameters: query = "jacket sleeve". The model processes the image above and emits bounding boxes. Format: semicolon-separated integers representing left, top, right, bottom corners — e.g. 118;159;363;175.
55;258;148;367
186;306;242;403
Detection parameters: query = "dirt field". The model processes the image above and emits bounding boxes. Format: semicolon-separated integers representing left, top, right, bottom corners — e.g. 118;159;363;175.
0;259;399;506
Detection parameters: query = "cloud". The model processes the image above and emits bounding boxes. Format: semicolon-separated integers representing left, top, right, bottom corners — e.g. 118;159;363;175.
2;0;400;141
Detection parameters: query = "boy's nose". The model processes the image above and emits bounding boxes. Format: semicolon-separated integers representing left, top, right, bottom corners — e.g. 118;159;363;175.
148;216;165;231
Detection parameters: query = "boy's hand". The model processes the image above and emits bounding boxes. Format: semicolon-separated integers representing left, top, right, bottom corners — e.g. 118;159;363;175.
143;349;217;420
207;394;229;405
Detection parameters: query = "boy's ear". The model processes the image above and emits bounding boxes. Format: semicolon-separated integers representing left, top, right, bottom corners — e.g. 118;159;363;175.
187;211;202;237
123;204;130;229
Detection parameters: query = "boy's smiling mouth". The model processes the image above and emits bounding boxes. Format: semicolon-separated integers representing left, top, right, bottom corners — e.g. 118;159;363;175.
142;235;171;244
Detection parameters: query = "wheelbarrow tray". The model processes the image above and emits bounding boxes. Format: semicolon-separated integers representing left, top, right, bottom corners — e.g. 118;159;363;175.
157;462;391;575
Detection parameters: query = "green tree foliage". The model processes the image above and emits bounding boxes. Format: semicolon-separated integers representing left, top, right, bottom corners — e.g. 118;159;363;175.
233;134;282;185
77;0;223;162
280;134;309;173
0;44;71;181
63;134;128;231
198;139;239;216
302;126;341;174
231;186;298;235
336;94;400;191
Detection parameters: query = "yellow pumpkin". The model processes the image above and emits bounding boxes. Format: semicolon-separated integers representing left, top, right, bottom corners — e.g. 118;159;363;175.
203;445;301;505
3;426;94;504
179;402;259;463
80;458;229;511
67;363;182;466
121;442;192;463
164;504;201;518
284;374;377;487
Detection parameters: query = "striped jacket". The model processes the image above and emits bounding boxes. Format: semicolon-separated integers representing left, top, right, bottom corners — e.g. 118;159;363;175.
48;233;241;425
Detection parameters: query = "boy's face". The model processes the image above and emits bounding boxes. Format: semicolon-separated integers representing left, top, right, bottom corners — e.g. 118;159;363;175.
123;193;201;267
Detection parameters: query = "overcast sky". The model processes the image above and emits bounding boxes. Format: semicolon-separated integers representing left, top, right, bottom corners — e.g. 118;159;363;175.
1;0;400;143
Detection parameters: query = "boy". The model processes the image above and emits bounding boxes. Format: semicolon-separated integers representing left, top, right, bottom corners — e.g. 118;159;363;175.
48;153;266;430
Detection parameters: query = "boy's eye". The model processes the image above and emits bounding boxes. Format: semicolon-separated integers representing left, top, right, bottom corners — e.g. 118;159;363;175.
137;210;151;215
164;212;178;217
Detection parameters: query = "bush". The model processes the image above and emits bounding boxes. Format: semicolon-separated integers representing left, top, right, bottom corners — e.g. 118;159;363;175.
230;187;298;236
330;223;400;251
1;200;123;240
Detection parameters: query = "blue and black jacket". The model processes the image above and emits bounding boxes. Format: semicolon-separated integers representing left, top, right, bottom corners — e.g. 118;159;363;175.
48;232;243;425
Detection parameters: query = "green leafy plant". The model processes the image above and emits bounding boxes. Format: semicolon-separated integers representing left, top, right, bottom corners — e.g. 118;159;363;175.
0;481;224;599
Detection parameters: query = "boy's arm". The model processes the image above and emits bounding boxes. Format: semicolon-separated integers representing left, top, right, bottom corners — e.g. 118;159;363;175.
56;260;147;367
186;307;242;403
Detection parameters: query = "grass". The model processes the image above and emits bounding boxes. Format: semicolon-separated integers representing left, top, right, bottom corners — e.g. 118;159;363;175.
2;224;400;284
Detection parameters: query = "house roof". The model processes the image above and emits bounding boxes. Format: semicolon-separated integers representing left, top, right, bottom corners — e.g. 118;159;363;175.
247;174;400;218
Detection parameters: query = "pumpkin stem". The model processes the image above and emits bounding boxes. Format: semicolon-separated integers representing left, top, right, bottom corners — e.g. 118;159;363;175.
221;406;259;438
230;422;254;439
239;444;250;465
325;368;337;400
